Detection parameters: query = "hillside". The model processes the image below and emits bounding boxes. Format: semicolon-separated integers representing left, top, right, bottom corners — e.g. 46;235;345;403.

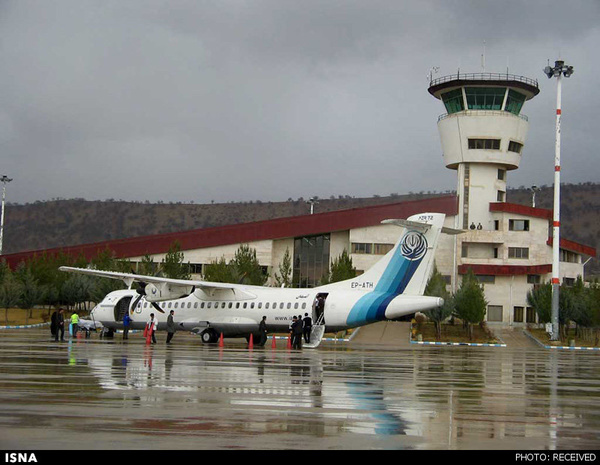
3;183;599;276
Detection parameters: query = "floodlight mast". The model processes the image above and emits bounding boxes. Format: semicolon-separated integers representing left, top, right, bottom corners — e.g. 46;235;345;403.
544;60;574;341
0;175;13;256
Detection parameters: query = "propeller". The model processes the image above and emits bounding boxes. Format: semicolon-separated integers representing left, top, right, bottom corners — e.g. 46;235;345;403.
129;281;165;314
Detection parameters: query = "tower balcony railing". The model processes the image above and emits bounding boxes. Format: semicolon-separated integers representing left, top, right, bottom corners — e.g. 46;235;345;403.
429;72;539;89
438;110;529;123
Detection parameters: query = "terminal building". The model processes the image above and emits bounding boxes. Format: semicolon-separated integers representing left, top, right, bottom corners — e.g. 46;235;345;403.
2;72;595;327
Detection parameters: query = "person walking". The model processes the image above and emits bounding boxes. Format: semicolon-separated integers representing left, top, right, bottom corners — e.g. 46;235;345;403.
122;312;131;340
302;312;312;343
55;308;65;341
146;313;157;344
258;316;268;346
166;310;176;344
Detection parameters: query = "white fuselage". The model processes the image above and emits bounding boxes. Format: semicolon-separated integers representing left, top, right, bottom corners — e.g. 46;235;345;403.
93;285;441;337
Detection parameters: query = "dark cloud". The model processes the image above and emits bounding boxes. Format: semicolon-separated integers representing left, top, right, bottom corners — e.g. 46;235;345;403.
0;0;598;204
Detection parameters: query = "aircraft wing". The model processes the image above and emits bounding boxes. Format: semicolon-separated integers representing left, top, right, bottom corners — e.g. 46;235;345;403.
58;266;257;299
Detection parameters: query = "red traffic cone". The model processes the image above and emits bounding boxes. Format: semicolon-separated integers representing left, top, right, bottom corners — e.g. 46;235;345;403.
271;335;277;349
248;333;254;349
287;334;292;349
219;333;224;347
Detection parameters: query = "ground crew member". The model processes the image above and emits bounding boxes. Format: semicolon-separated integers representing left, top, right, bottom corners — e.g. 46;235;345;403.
166;310;176;344
70;311;79;337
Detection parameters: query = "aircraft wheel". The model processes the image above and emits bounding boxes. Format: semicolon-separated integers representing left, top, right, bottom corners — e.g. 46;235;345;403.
200;329;218;344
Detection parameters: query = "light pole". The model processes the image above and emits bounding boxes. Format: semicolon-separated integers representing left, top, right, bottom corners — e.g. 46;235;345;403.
0;175;13;256
307;197;319;215
544;60;574;341
530;185;540;208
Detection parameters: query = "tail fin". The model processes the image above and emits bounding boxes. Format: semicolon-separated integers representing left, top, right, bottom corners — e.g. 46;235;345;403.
320;212;446;295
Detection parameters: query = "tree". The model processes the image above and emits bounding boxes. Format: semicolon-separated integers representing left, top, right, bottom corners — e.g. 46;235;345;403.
424;264;454;339
203;257;236;283
138;254;156;276
453;269;487;340
274;247;292;288
15;263;43;323
321;250;356;285
0;269;22;324
161;241;191;280
230;244;268;286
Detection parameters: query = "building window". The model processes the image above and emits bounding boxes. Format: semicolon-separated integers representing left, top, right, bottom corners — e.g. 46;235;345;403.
560;250;580;263
497;190;506;202
461;243;469;258
509;219;530;231
351;243;372;254
508;247;529;259
487;305;503;322
441;88;464;114
508;141;523;154
505;89;526;115
497;169;506;181
494;220;500;231
374;243;394;255
293;234;330;288
476;275;495;284
468;138;501;150
513;306;524;323
527;274;541;284
465;87;506;110
563;277;576;287
526;307;537;323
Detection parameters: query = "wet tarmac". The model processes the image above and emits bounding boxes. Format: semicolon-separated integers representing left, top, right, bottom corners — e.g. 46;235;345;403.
1;328;599;450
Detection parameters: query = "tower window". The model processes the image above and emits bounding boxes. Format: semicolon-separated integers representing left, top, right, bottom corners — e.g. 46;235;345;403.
497;169;506;181
508;141;523;153
509;219;529;231
465;87;506;110
441;89;464;114
505;90;526;115
468;138;501;150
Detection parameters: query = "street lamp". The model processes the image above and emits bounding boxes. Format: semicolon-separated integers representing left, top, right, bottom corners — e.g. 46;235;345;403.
544;60;574;341
530;185;540;208
307;197;319;215
0;175;13;256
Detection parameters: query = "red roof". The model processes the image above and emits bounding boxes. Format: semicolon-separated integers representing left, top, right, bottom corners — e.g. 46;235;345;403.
547;237;596;257
2;195;458;268
489;202;552;220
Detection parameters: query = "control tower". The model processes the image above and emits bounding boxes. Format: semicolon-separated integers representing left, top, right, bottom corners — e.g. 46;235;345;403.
428;73;539;230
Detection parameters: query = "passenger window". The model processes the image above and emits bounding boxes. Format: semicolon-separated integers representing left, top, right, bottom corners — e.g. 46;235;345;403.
279;303;284;309
168;302;172;308
302;303;306;309
265;303;270;309
236;303;240;309
207;302;212;309
251;303;255;309
258;303;262;309
294;303;299;309
287;303;291;309
243;303;247;309
228;302;232;309
221;302;226;309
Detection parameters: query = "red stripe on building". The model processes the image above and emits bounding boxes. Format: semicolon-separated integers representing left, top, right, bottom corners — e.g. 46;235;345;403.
458;264;552;276
546;237;596;257
2;195;459;269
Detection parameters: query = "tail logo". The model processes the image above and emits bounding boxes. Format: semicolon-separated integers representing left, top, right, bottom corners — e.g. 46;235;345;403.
400;231;428;261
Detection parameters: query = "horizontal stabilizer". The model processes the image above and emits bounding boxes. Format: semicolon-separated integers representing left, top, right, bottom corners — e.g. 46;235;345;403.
381;218;464;235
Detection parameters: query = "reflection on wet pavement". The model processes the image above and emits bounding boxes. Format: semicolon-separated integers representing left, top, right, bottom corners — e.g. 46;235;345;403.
0;328;599;450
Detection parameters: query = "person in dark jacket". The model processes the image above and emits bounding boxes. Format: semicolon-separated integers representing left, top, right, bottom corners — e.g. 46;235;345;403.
258;316;268;346
302;313;312;343
166;310;176;343
291;316;303;349
54;308;65;341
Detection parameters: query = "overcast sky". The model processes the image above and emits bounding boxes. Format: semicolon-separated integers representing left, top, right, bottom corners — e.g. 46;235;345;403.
1;0;599;205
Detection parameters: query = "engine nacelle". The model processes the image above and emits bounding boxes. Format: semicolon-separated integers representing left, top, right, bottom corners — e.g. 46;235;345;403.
144;283;194;302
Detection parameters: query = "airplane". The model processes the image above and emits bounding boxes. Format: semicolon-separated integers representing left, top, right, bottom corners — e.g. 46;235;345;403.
60;212;460;347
